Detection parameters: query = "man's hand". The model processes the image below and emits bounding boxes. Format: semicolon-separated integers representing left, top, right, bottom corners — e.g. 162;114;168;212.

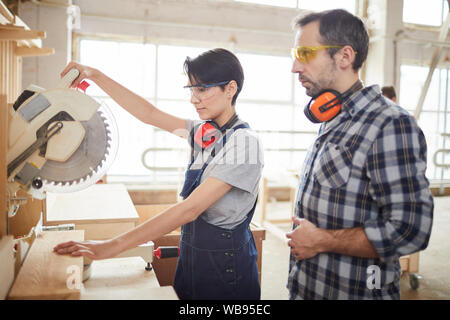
286;216;332;260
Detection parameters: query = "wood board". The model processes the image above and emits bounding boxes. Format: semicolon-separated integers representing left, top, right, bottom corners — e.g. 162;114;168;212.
0;94;6;237
8;230;84;300
128;187;178;205
0;236;15;299
81;257;178;300
45;184;139;224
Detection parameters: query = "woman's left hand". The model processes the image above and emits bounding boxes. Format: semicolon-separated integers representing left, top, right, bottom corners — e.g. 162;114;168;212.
53;239;119;260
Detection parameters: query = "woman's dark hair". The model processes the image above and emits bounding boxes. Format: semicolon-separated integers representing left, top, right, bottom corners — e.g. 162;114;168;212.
294;9;369;71
183;48;244;106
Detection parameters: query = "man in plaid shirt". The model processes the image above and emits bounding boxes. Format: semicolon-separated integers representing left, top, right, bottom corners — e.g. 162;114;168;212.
286;9;433;299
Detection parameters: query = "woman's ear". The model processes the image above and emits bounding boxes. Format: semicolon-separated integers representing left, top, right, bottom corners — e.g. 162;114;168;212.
227;80;238;99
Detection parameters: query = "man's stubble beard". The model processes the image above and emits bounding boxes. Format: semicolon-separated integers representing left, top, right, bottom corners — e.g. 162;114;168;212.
305;59;338;97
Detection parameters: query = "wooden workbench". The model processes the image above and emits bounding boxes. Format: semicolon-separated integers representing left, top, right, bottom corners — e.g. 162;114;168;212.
81;257;178;300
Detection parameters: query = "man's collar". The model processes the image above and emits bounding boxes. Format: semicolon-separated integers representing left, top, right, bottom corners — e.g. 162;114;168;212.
342;84;381;117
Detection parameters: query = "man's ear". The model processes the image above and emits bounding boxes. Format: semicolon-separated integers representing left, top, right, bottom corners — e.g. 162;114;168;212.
337;45;356;70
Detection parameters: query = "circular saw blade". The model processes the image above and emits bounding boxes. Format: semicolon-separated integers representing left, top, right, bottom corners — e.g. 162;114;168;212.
39;102;118;193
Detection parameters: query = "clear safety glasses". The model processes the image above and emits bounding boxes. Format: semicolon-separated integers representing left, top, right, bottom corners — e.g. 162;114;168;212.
184;80;230;100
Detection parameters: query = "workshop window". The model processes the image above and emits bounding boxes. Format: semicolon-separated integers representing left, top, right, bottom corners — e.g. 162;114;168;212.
400;64;450;181
235;0;356;13
78;38;314;185
403;0;448;27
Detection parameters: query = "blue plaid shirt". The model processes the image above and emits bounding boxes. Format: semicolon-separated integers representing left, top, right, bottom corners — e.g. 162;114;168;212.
287;85;434;300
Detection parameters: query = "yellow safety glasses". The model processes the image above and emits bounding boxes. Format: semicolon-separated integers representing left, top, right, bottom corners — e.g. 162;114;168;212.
291;45;344;63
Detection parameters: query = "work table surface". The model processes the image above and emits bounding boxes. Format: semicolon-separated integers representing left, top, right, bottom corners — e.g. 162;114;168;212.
81;257;178;300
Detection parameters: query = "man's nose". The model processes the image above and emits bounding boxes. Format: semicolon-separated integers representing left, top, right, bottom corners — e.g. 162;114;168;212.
291;59;305;74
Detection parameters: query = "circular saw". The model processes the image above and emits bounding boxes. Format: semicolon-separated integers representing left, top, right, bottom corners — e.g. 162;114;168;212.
7;69;118;214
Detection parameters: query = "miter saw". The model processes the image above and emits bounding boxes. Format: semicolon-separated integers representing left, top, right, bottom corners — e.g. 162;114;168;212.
6;69;118;217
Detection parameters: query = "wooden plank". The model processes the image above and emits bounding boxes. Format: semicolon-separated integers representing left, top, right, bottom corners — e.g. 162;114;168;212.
81;257;178;300
0;1;14;24
128;188;178;205
0;29;46;41
8;230;84;300
400;255;409;272
15;46;54;57
0;94;6;237
408;252;420;273
0;236;15;299
73;222;136;240
8;193;43;237
13;16;43;48
45;184;139;224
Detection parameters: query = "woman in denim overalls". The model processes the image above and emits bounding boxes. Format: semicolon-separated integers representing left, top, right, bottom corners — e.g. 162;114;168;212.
54;48;262;300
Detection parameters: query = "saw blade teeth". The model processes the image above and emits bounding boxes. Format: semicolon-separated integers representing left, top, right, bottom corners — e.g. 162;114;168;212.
39;105;117;191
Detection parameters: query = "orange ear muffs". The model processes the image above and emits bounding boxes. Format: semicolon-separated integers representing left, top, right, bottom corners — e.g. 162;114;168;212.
193;121;220;149
304;90;342;123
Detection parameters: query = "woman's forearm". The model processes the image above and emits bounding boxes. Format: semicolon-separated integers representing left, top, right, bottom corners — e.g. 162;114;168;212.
111;200;197;254
68;65;186;134
110;177;232;255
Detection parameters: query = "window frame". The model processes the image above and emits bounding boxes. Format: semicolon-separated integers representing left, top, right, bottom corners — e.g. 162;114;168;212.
73;33;318;185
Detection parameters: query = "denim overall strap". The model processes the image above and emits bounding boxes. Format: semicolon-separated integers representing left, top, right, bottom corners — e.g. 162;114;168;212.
179;123;250;199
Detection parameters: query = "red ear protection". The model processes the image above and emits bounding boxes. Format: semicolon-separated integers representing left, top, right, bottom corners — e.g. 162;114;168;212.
191;114;239;150
304;90;342;123
193;121;220;149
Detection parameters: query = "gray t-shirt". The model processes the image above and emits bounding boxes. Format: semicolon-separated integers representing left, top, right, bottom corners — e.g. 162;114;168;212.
186;119;264;229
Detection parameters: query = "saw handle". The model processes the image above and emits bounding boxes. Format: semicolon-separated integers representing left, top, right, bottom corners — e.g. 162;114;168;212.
57;68;80;89
154;246;179;259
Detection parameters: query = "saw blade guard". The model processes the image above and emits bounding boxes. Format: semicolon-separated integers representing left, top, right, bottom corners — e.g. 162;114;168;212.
39;100;119;193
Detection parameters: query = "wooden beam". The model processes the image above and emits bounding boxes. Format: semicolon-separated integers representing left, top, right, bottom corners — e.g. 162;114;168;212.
0;94;6;237
0;28;46;41
15;46;54;57
8;230;84;300
0;0;14;24
0;236;15;299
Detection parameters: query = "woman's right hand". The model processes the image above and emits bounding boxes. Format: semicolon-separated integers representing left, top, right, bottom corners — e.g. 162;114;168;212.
60;61;99;89
53;239;119;260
